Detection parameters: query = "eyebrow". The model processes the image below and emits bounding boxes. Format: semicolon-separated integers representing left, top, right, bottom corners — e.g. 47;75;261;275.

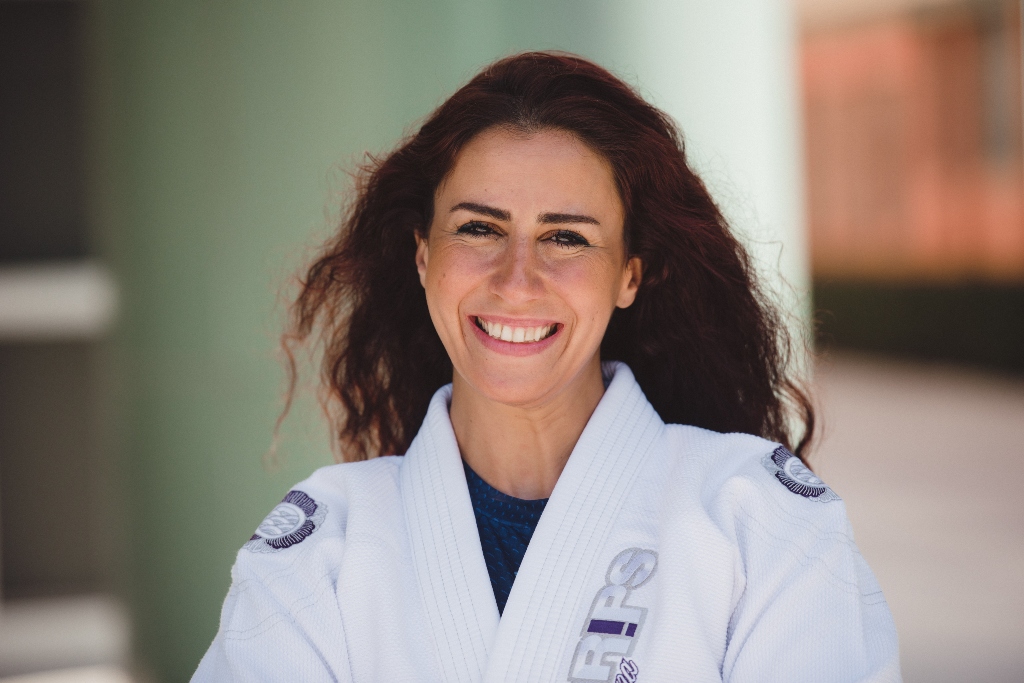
450;202;510;221
450;202;600;226
539;212;600;226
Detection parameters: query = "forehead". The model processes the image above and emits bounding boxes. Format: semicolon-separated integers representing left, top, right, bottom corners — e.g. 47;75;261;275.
436;127;622;218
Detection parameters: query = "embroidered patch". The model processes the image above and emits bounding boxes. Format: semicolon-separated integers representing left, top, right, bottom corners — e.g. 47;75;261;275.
243;490;327;553
762;446;839;502
569;548;657;682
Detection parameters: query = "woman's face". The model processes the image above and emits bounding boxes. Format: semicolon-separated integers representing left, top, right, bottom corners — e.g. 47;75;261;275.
416;127;642;407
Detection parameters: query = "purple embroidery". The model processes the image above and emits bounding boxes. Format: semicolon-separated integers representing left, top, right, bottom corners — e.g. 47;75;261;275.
763;447;839;502
615;658;639;683
587;620;640;637
588;620;626;635
244;490;327;553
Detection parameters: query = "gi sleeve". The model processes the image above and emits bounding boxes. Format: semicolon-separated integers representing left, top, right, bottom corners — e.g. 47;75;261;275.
722;453;901;683
191;557;352;683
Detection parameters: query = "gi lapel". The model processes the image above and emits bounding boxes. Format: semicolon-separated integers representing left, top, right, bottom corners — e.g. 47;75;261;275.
401;384;499;683
483;362;665;683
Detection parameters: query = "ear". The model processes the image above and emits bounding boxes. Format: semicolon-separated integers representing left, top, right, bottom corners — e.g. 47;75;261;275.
615;256;643;309
414;232;429;288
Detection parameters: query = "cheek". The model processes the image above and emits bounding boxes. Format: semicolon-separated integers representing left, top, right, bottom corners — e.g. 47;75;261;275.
542;256;622;322
425;244;493;316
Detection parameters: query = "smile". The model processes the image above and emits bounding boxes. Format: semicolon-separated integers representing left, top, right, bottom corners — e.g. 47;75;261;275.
474;316;558;344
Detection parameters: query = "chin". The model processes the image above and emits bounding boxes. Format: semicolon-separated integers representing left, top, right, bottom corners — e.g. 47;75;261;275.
461;362;567;408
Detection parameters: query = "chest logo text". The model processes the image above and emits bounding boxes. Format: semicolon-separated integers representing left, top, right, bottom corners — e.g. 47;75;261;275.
569;548;658;682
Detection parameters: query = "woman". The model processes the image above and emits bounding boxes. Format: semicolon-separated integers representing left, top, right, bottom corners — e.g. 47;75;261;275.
194;52;899;682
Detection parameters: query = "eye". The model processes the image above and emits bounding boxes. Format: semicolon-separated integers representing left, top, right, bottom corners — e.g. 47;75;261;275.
455;220;498;237
547;230;590;248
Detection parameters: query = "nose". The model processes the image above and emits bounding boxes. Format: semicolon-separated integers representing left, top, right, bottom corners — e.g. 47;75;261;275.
489;235;544;303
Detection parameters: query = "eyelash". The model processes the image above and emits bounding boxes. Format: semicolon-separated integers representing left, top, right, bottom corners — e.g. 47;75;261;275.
455;221;496;237
455;222;591;249
548;230;590;248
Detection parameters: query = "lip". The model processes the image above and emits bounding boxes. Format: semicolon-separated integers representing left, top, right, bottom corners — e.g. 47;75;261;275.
467;315;563;357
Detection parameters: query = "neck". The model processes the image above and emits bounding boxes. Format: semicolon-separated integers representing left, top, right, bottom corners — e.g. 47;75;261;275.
449;357;606;500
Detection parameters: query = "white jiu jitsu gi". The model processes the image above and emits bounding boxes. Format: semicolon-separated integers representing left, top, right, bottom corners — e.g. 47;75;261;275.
194;362;900;682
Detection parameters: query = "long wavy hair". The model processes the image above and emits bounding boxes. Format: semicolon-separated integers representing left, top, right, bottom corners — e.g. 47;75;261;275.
284;51;815;463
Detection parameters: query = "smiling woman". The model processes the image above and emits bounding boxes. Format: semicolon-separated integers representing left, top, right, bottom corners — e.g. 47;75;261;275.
193;52;900;682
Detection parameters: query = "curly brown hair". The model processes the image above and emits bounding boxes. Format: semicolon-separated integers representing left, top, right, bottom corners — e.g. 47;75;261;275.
284;51;815;464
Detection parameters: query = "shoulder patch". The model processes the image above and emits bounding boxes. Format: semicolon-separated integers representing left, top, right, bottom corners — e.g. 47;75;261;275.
761;446;839;502
244;490;327;553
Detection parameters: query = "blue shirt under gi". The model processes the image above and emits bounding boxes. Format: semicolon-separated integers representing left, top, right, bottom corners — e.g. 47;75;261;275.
463;461;548;615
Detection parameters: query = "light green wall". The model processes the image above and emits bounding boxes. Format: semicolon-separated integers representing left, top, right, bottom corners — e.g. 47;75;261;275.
89;2;805;680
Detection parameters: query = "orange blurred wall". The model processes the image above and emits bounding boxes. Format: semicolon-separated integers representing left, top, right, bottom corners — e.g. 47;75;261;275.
803;0;1024;281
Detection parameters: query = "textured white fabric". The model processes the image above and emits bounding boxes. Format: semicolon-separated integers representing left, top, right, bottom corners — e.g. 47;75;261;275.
193;363;901;683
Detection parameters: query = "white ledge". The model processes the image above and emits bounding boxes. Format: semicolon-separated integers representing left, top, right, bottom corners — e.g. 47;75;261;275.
0;262;118;341
0;595;130;678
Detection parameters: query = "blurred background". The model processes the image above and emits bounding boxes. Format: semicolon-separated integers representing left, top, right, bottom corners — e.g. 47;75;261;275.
0;0;1019;682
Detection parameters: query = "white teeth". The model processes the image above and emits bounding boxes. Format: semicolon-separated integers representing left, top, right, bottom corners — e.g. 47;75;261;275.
477;318;556;344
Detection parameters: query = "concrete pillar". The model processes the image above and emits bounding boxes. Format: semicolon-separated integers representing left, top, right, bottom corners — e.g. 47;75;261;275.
600;0;811;341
